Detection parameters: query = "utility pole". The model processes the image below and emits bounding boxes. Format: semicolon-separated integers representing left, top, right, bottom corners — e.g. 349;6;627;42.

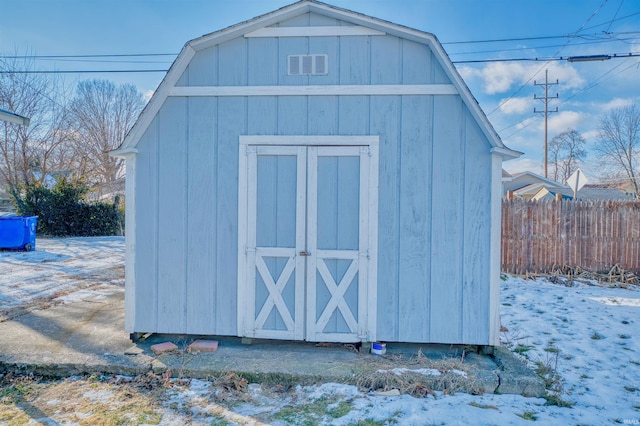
534;69;558;178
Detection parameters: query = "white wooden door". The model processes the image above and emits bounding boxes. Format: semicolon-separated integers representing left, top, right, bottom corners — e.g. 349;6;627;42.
239;143;374;342
306;146;370;342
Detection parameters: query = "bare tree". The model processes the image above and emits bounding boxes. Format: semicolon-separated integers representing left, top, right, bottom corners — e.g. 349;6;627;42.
0;53;75;201
594;104;640;198
68;79;144;199
548;129;586;183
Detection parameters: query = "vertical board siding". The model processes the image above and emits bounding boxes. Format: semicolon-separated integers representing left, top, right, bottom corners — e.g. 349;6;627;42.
157;98;188;333
185;97;217;334
309;35;339;85
218;38;247;86
402;40;432;84
215;97;244;334
248;97;278;134
247;38;278;86
134;116;159;331
370;95;401;340
278;96;308;134
339;36;370;84
308;96;338;134
398;95;432;342
338;96;369;134
186;47;218;86
370;35;402;84
461;111;492;343
502;200;640;274
430;95;464;343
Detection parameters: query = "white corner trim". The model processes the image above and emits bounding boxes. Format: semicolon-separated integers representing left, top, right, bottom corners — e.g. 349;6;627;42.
491;146;522;160
244;26;385;38
123;155;137;332
109;147;139;158
170;84;457;97
488;154;503;346
240;135;379;147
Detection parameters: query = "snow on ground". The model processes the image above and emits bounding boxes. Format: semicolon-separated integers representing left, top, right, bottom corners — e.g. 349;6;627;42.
1;238;640;424
0;237;124;314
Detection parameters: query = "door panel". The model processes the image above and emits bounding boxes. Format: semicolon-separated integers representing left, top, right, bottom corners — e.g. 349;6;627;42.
246;146;306;340
241;144;372;342
306;146;368;342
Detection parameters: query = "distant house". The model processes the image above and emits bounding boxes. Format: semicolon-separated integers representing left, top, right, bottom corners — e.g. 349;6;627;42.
502;170;567;199
0;109;29;213
503;170;634;201
566;185;631;201
113;0;520;347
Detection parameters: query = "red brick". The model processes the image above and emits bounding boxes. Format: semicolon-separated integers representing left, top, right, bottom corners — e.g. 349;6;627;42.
188;340;219;352
150;342;178;354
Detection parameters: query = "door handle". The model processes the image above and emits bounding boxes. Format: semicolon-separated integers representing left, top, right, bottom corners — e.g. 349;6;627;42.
299;251;310;256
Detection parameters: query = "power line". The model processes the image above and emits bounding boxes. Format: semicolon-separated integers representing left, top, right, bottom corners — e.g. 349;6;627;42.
485;0;610;117
0;69;169;74
0;52;637;73
453;52;640;64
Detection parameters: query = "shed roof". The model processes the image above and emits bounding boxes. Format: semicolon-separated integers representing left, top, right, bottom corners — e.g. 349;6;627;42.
113;0;520;159
0;108;30;126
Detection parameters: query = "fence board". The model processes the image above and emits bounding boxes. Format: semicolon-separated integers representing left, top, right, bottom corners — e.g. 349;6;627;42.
502;199;640;274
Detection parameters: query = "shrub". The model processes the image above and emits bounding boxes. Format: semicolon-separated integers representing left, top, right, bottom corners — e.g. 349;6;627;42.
13;179;122;237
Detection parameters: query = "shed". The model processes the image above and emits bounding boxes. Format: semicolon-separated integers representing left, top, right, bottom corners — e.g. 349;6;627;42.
112;0;520;346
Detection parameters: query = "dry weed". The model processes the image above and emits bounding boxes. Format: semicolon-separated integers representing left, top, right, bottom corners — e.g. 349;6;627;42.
355;350;481;397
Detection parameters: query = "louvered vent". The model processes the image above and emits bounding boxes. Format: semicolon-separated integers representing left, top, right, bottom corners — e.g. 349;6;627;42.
288;54;328;75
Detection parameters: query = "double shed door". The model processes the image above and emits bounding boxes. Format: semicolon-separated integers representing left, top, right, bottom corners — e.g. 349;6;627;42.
239;143;375;342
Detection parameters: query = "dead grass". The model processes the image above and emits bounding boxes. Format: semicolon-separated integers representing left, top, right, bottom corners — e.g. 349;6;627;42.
524;264;639;288
354;350;481;397
0;372;165;425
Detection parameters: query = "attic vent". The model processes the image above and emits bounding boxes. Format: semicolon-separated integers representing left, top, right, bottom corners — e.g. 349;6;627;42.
288;54;328;76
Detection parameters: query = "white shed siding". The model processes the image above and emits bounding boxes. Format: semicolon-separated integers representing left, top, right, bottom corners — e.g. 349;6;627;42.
124;5;514;344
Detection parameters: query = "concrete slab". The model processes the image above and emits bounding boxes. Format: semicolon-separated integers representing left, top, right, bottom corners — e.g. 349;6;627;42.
0;289;545;397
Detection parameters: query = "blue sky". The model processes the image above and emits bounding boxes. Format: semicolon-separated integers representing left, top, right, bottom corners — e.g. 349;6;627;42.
1;0;639;180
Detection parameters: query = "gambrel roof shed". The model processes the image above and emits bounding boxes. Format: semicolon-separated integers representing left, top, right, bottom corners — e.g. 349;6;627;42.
114;0;520;347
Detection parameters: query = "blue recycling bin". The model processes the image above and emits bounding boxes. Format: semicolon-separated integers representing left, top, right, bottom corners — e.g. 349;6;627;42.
0;216;38;251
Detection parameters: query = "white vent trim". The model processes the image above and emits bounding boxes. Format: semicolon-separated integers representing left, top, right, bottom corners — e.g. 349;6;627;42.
288;54;328;76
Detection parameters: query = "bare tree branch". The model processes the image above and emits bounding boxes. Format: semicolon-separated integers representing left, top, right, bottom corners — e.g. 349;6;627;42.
594;104;640;198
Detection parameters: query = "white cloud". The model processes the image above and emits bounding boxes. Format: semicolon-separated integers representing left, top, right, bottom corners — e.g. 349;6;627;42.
456;65;481;82
601;97;634;111
473;61;585;95
499;96;532;115
502;157;542;175
547;110;582;133
581;129;599;141
480;62;528;94
143;89;155;102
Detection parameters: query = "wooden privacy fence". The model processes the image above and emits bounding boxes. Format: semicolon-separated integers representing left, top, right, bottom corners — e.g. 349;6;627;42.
502;199;640;274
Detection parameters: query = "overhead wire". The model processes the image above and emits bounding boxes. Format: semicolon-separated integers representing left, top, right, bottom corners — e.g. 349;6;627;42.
499;57;639;141
485;0;611;117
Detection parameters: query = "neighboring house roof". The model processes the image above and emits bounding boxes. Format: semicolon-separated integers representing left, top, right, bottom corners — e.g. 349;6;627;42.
531;187;572;201
576;186;632;201
503;170;566;195
112;0;521;160
528;184;633;201
0;108;30;126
